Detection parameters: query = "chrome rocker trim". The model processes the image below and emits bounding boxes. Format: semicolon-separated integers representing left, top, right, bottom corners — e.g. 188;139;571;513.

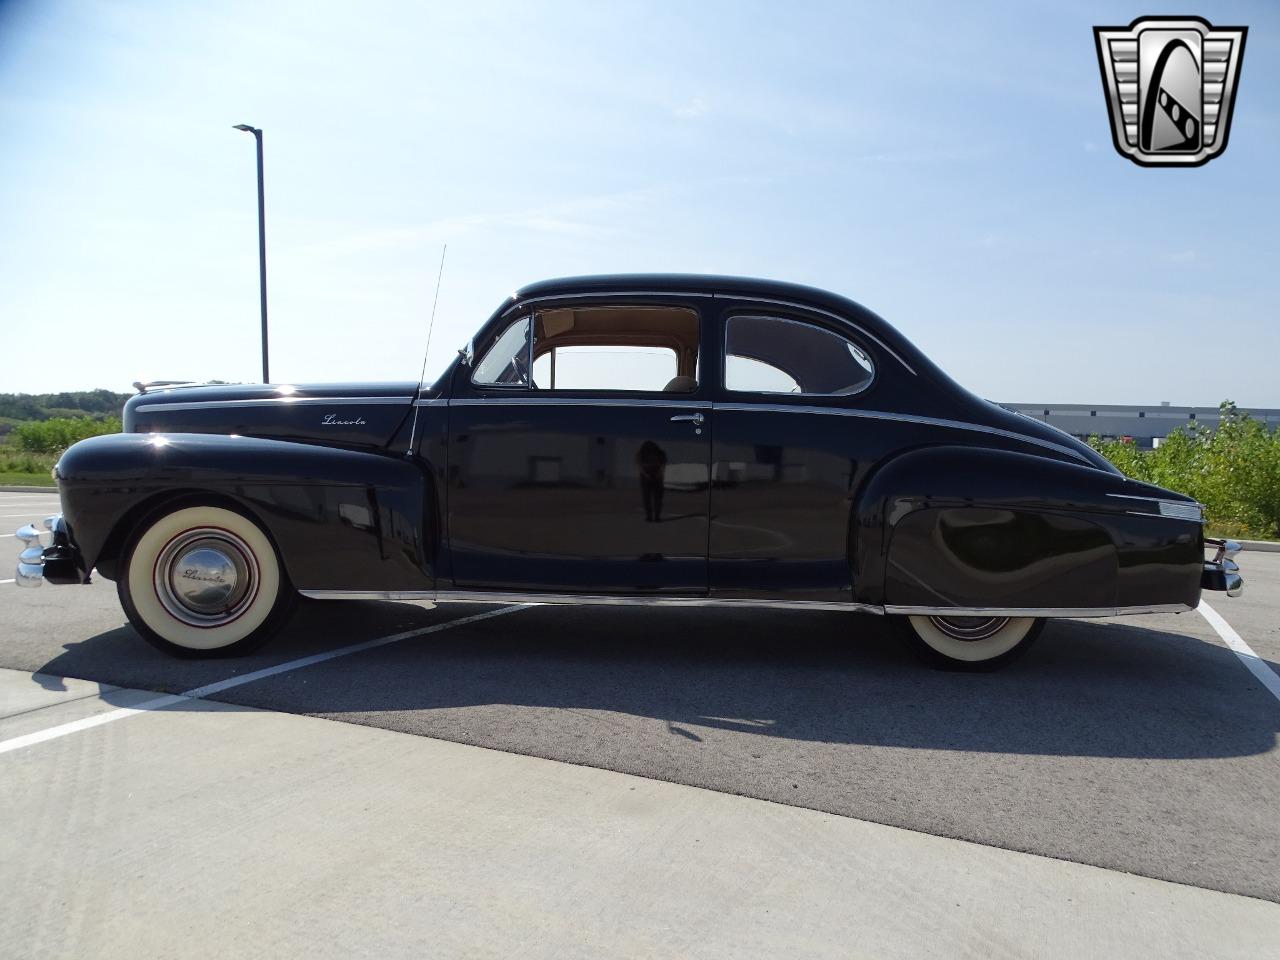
298;589;1197;618
299;589;879;612
883;603;1196;618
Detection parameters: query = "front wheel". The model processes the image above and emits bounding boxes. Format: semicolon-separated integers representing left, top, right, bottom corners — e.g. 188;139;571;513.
895;614;1043;670
118;503;296;658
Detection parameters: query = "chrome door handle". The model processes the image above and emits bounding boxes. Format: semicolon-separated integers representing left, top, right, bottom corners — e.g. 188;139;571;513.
670;413;704;425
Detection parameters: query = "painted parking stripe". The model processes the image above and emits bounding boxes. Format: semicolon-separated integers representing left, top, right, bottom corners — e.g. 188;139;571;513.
1198;599;1280;705
0;604;528;755
0;579;13;586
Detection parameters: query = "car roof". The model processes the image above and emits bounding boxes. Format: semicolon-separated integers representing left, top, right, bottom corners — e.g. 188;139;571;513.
514;273;866;313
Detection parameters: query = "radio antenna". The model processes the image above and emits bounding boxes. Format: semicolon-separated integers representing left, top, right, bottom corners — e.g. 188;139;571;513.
406;243;448;455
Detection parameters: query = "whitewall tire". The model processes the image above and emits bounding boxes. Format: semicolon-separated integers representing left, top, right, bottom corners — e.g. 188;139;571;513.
896;614;1043;669
118;503;296;658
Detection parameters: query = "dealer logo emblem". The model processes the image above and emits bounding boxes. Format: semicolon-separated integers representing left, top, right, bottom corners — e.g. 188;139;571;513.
1093;16;1247;167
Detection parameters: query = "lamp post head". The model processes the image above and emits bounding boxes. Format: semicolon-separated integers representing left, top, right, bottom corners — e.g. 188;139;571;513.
232;123;260;135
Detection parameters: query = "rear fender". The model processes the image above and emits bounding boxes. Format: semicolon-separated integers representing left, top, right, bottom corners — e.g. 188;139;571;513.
851;445;1196;610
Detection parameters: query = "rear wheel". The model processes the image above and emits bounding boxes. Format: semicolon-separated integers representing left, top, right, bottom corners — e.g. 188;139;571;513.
118;503;296;658
895;614;1043;669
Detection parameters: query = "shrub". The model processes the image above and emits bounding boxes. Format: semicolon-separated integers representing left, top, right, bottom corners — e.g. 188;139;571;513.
1089;401;1280;540
10;416;122;455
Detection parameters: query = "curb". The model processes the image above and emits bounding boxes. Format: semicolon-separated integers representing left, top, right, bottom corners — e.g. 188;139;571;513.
0;485;57;494
1237;539;1280;554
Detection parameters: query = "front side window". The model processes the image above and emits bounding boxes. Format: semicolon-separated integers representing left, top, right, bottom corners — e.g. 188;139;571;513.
471;317;532;387
475;304;700;393
724;314;874;396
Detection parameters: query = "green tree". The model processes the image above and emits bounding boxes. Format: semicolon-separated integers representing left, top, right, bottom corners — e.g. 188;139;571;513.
1089;401;1280;540
10;416;122;454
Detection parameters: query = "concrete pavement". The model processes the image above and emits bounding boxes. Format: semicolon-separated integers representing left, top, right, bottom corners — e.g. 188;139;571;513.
1;668;1275;960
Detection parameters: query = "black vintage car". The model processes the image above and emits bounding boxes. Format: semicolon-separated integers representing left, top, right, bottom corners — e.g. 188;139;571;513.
15;275;1243;667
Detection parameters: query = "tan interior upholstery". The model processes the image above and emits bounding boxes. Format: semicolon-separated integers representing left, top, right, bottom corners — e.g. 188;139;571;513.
662;375;697;393
534;306;700;377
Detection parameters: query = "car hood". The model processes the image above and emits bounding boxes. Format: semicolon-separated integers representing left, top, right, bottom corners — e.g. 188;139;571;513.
122;382;420;450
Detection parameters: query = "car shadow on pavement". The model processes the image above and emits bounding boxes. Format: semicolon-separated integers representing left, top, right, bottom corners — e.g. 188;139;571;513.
33;601;1279;761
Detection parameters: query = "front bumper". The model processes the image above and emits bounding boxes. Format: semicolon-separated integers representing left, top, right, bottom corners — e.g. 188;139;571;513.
1202;538;1244;598
14;514;81;586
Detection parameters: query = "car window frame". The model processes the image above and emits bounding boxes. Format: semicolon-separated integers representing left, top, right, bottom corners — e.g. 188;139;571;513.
469;301;705;397
721;312;878;400
469;314;535;391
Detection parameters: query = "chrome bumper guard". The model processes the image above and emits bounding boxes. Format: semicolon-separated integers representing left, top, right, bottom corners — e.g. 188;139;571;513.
14;514;79;587
1202;538;1244;598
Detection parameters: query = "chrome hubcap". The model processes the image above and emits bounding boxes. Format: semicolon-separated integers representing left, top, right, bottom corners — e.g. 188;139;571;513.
929;615;1010;641
154;528;258;627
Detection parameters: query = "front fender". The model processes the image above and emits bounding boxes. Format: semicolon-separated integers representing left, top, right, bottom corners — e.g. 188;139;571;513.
55;432;436;592
851;445;1201;610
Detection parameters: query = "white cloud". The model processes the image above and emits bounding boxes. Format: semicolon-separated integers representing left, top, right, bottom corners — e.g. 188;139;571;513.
672;96;710;119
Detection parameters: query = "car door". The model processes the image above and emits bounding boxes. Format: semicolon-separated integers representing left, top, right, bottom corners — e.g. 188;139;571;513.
446;298;711;594
708;303;882;603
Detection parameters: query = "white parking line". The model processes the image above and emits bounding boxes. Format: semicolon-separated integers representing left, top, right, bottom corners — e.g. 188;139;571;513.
0;604;529;755
0;579;13;586
1198;599;1280;705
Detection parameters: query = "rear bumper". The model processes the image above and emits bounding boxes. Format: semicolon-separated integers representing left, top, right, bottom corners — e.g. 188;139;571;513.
14;514;82;586
1202;538;1243;598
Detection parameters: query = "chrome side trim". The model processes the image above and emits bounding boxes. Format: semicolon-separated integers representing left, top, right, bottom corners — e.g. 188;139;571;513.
714;295;917;376
449;397;713;409
413;398;449;407
300;590;437;601
134;396;412;413
712;403;1090;463
885;603;1194;618
1106;493;1204;522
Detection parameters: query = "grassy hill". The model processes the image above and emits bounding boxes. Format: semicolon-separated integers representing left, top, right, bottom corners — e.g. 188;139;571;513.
0;390;130;486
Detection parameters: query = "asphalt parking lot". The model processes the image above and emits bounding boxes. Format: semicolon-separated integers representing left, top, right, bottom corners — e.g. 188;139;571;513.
3;489;1279;955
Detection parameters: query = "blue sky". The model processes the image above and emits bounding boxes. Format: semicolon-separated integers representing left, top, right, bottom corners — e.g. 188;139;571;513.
1;0;1276;405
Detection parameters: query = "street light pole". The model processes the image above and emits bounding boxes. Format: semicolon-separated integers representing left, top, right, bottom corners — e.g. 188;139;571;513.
233;124;269;383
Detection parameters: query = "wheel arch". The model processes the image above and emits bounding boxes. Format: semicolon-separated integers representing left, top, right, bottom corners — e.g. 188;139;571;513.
57;432;438;593
95;489;279;582
850;443;1126;610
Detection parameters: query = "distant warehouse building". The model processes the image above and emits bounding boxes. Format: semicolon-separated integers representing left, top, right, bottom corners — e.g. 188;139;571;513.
1002;403;1280;449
